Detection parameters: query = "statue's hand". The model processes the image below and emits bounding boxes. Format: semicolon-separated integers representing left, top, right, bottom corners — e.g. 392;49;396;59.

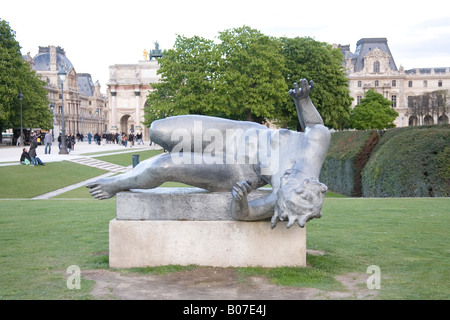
231;180;253;201
288;79;314;100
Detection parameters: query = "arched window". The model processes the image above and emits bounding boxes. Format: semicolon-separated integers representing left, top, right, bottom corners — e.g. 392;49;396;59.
357;80;362;88
374;61;380;73
409;116;418;126
424;115;433;125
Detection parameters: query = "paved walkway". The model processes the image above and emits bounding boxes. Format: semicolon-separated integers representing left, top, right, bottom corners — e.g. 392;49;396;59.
0;140;162;199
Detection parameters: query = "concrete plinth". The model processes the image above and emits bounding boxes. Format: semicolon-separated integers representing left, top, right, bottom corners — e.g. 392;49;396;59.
110;188;306;268
109;219;306;268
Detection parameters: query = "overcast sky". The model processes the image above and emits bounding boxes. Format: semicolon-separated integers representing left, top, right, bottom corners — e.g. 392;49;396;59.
2;0;450;93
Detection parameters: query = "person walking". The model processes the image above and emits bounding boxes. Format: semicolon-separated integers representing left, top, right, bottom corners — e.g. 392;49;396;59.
44;130;52;154
57;133;62;150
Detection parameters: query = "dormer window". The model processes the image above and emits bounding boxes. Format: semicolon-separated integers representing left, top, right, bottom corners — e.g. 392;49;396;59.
373;61;380;73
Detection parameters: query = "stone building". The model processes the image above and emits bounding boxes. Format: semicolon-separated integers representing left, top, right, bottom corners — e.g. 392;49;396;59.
30;45;108;138
340;38;450;127
106;58;161;141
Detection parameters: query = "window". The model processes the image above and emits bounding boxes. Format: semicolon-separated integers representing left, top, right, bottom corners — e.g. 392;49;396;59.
374;61;380;73
357;96;362;105
408;81;413;88
357;81;362;88
423;80;427;88
392;80;397;87
438;80;443;87
391;95;397;108
375;80;379;87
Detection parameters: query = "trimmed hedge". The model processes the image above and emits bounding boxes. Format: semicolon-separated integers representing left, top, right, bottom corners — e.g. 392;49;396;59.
361;125;450;197
320;130;379;196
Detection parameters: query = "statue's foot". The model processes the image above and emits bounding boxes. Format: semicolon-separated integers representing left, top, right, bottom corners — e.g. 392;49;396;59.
86;179;117;200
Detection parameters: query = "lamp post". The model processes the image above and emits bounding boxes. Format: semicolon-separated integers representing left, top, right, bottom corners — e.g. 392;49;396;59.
18;92;24;146
50;102;55;140
96;108;99;134
58;66;69;154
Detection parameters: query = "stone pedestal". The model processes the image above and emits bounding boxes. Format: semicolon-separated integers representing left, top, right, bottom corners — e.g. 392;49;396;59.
109;188;306;268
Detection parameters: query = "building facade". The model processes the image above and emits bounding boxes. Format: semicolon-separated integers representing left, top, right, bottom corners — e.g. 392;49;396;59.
29;46;108;139
106;59;161;141
340;38;450;127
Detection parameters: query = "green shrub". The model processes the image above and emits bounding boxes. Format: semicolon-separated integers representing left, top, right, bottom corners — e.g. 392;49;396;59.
320;130;379;196
362;125;450;197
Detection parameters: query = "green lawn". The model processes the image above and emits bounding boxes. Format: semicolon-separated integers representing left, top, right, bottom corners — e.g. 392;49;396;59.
0;162;108;199
92;149;163;167
0;152;448;300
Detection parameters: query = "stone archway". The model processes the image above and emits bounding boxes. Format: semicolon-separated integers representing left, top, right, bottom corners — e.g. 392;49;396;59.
438;114;449;125
120;115;131;134
424;115;434;125
408;116;418;126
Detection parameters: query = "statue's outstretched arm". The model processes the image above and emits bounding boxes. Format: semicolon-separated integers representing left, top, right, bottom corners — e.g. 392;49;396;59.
230;180;276;221
289;79;324;131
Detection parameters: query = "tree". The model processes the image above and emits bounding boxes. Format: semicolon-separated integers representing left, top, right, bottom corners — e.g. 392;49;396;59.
144;35;221;125
278;37;352;130
407;90;449;125
217;26;287;122
350;89;398;130
0;19;52;138
144;26;287;126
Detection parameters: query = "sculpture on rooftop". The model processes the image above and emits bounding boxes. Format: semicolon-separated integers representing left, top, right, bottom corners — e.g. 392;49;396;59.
87;79;331;228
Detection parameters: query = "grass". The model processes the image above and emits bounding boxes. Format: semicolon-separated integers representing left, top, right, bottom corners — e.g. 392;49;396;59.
1;197;448;299
0;151;448;299
0;162;108;198
0;199;115;299
92;149;163;167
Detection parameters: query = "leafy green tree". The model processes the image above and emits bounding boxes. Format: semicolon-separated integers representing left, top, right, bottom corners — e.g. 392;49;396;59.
144;26;287;126
217;26;287;122
350;88;398;130
278;37;352;130
144;35;221;125
0;19;51;137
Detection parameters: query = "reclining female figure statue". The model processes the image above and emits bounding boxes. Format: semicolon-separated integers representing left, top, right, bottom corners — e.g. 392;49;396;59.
87;79;331;229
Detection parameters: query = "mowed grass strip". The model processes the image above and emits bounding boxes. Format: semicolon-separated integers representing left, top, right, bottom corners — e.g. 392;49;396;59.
0;197;448;299
0;162;108;199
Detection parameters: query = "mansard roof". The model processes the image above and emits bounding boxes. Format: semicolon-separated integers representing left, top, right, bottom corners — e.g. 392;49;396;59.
351;38;398;72
77;73;95;96
32;46;74;73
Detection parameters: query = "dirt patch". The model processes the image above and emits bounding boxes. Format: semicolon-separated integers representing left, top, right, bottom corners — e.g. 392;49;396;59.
82;267;378;300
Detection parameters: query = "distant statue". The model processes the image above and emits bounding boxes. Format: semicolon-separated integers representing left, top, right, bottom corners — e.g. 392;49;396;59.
149;41;163;60
143;49;148;61
87;79;331;228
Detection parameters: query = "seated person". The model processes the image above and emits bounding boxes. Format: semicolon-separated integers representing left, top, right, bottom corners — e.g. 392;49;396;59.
20;148;31;165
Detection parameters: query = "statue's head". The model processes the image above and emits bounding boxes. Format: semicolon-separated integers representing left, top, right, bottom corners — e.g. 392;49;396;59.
272;170;327;228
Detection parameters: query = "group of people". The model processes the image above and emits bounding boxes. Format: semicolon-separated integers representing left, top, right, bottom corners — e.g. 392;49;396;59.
20;131;46;166
19;129;149;166
86;131;144;147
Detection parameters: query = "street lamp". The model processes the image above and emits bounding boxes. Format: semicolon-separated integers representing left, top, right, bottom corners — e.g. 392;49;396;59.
96;108;99;134
50;102;55;140
18;91;24;146
58;66;69;154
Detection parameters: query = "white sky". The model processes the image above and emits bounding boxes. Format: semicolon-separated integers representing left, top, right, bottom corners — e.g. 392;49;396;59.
2;0;450;93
